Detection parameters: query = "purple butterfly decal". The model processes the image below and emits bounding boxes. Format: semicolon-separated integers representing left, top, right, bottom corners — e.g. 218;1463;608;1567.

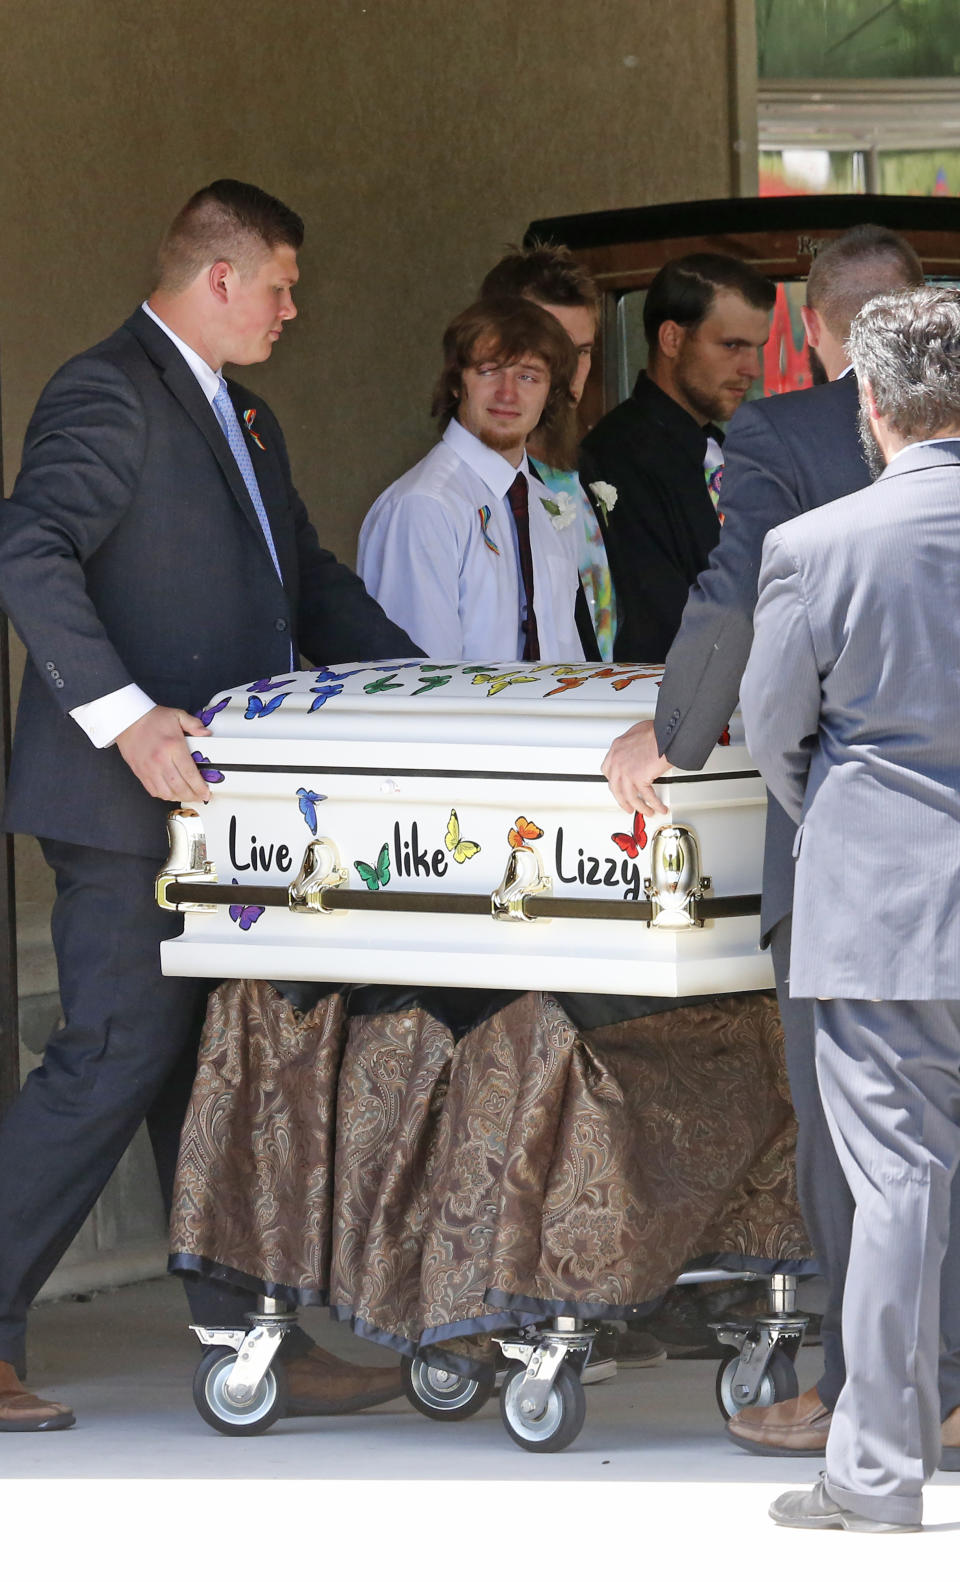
191;752;225;784
244;693;289;719
197;696;231;728
229;878;264;931
296;787;327;834
308;684;344;711
246;676;293;693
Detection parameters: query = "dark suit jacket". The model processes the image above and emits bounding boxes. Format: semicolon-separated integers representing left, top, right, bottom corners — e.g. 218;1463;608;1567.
654;372;870;938
580;371;722;662
0;308;419;858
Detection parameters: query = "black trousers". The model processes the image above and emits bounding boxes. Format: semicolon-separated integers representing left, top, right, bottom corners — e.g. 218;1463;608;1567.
0;839;251;1375
770;912;852;1410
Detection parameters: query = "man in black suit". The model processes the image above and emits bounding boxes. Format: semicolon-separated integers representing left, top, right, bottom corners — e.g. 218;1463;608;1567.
602;225;945;1459
580;253;775;662
0;180;419;1430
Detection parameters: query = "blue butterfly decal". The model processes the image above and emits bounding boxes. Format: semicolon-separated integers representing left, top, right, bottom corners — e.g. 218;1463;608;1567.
354;843;391;891
309;684;344;711
197;696;230;728
313;665;365;686
228;878;264;931
246;676;292;693
296;787;327;835
244;693;289;719
191;752;225;784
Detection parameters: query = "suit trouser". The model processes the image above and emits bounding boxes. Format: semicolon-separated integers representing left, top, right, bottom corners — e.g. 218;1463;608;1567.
770;914;851;1408
816;998;960;1526
0;840;252;1375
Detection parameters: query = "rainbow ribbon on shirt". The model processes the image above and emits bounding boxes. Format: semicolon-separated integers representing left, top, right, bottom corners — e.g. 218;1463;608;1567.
478;505;500;555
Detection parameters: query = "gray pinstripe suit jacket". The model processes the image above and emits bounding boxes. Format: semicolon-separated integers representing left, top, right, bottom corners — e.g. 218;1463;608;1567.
741;439;960;1000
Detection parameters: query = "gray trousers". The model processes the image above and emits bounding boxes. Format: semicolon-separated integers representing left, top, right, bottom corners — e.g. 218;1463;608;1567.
815;998;960;1526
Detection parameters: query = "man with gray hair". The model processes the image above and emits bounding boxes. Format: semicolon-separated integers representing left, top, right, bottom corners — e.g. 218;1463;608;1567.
742;284;960;1532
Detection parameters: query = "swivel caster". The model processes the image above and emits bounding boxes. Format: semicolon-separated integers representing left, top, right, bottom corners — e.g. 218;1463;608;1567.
499;1360;586;1452
193;1345;288;1436
715;1344;798;1420
402;1356;494;1421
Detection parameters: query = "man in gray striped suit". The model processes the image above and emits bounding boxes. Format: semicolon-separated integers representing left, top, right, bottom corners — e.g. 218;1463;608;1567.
742;284;960;1532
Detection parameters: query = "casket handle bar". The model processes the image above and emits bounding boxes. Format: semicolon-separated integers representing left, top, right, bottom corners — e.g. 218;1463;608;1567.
288;838;348;913
155;808;219;913
644;824;711;930
158;815;759;923
491;844;552;922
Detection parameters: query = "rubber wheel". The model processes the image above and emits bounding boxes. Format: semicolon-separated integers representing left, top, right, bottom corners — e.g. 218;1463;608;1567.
715;1344;798;1421
402;1356;494;1421
193;1345;288;1436
499;1360;586;1453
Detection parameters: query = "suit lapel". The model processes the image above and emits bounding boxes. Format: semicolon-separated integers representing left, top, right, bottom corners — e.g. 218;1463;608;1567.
124;309;283;574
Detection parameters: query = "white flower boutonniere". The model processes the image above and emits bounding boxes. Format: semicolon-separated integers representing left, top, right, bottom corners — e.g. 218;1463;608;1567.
589;481;618;529
540;490;577;532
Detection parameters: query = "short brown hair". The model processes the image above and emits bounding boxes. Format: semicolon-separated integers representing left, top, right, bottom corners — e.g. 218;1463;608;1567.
155;178;304;294
644;252;776;360
480;243;599;319
806;225;924;340
432;297;578;466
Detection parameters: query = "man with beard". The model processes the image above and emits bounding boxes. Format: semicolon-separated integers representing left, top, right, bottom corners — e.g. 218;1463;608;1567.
580;253;775;662
358;296;584;661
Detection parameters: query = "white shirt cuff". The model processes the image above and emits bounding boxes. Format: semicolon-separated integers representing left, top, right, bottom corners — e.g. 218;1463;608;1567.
70;684;156;749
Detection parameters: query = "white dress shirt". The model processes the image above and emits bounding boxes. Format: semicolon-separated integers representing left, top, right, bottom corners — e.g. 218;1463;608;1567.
69;302;222;748
357;418;584;662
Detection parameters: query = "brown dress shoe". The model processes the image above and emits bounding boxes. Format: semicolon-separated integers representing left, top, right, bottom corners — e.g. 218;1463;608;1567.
942;1404;960;1471
0;1361;75;1432
284;1345;403;1417
726;1384;831;1457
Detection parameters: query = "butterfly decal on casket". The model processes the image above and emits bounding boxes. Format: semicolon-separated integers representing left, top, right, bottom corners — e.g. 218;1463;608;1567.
228;878;264;931
244;692;289;719
445;809;481;864
191;752;225;785
508;816;543;850
354;842;391;891
296;788;327;835
197;696;231;728
611;810;647;858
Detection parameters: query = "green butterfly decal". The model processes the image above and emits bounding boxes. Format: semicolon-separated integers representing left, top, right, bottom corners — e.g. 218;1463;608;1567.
364;674;404;693
354;842;391;891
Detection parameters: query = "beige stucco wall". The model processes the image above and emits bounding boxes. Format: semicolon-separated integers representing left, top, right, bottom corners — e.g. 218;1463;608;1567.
2;0;753;906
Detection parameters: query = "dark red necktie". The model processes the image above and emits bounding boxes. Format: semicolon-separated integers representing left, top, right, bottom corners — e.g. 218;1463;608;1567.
506;471;540;661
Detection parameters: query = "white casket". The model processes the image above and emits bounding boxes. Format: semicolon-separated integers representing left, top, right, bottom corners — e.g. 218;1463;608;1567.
158;659;773;996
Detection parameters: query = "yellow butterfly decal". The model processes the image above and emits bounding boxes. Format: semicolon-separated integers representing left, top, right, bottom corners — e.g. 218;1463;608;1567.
445;808;481;864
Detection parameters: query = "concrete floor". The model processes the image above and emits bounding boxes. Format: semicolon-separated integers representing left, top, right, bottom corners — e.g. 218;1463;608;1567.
3;1278;960;1578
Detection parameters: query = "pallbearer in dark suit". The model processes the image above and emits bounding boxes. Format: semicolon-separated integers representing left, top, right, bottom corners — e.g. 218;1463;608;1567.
744;284;960;1532
0;180;419;1431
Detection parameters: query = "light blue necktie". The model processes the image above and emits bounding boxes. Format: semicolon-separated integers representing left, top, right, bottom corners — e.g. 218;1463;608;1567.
212;377;284;583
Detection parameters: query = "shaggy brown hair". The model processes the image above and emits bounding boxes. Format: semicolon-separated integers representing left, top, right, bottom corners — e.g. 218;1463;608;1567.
480;242;599;320
432;296;578;468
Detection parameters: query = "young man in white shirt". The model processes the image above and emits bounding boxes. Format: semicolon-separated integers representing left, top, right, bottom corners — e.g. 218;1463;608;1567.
358;297;585;662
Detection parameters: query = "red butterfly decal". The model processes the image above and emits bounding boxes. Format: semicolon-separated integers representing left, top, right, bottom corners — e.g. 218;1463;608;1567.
611;810;647;858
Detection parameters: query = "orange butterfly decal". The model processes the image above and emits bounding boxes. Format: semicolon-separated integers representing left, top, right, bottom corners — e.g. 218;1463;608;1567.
611;810;647;858
508;815;544;849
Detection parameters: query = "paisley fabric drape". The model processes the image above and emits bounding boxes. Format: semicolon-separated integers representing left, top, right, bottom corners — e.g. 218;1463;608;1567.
170;984;809;1365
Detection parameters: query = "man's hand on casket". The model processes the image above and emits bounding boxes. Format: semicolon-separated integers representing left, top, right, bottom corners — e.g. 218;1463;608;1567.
117;706;212;803
602;719;671;817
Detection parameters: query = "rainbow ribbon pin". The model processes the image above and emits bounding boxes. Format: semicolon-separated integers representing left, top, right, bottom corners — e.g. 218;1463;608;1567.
243;408;266;451
478;505;499;555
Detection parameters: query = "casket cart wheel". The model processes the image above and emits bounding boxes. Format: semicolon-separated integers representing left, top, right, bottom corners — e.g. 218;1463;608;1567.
714;1344;798;1421
499;1360;586;1453
402;1356;494;1421
193;1345;288;1436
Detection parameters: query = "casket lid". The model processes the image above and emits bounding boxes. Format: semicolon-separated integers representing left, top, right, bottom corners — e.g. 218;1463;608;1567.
204;660;668;736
